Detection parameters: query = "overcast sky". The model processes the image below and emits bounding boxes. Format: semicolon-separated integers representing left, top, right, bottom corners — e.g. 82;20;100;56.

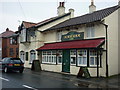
0;0;118;33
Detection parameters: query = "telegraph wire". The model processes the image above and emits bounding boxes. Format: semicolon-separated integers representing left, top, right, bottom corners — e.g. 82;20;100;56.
17;0;27;20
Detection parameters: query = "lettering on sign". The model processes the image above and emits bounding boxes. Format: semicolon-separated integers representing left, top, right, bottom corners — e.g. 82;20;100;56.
61;32;84;41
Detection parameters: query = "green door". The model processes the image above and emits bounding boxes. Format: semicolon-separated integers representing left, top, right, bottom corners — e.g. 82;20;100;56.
62;50;70;73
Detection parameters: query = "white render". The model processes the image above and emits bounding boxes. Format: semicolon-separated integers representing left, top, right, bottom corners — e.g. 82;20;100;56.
19;13;72;68
19;2;120;77
39;6;120;77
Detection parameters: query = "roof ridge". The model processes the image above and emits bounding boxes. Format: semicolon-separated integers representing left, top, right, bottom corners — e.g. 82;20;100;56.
23;21;36;24
44;5;120;31
71;5;119;20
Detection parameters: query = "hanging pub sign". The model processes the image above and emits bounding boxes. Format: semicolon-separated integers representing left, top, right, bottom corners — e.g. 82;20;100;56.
61;31;84;41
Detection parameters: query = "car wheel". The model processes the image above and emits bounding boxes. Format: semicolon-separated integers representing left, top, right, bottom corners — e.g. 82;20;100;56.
4;67;8;73
19;70;23;73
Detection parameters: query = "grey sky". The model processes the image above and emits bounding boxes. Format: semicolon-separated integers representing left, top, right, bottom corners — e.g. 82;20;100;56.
0;0;118;33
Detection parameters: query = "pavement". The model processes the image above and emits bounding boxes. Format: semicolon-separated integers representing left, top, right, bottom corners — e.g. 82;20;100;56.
29;68;120;89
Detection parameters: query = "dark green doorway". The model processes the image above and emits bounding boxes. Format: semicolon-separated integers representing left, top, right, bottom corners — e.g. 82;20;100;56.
62;50;70;73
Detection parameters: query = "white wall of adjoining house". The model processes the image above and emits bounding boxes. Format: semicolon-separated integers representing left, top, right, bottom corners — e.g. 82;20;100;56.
118;6;120;74
105;10;119;76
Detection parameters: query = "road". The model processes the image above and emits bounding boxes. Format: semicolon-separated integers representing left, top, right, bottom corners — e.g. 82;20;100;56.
0;68;86;89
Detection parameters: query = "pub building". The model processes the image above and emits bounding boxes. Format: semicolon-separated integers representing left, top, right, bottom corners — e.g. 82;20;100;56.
36;1;120;77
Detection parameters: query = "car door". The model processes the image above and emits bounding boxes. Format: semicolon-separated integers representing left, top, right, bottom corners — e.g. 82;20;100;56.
2;58;9;69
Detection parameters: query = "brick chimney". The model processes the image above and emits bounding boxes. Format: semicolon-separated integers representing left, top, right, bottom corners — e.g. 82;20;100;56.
57;2;65;16
89;0;96;13
6;28;9;31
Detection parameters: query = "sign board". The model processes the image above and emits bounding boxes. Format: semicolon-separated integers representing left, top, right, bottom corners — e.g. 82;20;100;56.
61;31;84;41
77;67;90;78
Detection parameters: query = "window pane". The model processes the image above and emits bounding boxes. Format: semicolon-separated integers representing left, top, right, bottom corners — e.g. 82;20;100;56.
95;57;98;65
83;57;87;64
78;57;82;64
71;57;76;64
58;57;62;63
90;57;94;65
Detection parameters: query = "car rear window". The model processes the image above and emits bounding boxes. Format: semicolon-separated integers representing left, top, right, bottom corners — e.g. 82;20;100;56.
10;58;22;63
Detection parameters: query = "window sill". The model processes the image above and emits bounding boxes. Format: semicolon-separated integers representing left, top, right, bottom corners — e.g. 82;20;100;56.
42;63;57;65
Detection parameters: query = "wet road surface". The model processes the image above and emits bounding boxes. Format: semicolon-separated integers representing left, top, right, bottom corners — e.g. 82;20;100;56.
0;68;82;89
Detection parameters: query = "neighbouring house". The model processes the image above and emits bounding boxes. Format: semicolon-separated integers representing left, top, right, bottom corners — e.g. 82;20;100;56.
36;1;120;77
0;28;19;60
18;2;74;68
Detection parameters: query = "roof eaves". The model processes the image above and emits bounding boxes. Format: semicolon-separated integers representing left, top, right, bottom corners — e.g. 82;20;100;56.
35;13;71;28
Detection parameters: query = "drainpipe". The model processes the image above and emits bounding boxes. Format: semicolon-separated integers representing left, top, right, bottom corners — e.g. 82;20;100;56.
100;22;108;77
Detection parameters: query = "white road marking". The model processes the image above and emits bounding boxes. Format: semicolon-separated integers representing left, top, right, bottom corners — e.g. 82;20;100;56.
23;85;38;90
0;77;9;81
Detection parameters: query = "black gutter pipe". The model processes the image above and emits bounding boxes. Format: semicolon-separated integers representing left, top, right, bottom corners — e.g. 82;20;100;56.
100;21;108;77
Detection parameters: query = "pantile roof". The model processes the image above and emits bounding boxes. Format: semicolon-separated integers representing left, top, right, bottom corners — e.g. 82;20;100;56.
44;5;120;31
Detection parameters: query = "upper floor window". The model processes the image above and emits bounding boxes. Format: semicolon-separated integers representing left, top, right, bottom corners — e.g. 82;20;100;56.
9;48;14;56
86;25;95;38
20;28;26;42
10;37;18;45
56;31;62;41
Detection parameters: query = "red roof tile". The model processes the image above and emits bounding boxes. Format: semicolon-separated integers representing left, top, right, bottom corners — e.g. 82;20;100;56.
0;28;15;38
37;38;105;50
23;21;37;28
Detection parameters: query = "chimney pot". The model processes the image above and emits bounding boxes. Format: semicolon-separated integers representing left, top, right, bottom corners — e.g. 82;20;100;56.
62;2;65;7
6;28;9;31
69;9;74;18
89;0;96;13
57;2;65;16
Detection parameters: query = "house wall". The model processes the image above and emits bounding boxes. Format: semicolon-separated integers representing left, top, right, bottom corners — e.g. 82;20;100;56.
0;38;2;60
44;24;105;43
104;9;119;76
40;9;119;77
118;5;120;74
2;37;19;59
19;14;71;68
40;23;107;77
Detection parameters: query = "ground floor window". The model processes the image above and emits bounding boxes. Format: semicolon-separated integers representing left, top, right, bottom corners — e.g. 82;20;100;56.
89;50;100;67
77;50;87;66
42;50;56;64
70;50;76;65
41;49;101;67
57;50;62;64
30;50;36;64
20;51;25;62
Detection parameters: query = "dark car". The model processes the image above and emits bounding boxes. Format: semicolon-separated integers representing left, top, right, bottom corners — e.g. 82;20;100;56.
1;57;24;73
